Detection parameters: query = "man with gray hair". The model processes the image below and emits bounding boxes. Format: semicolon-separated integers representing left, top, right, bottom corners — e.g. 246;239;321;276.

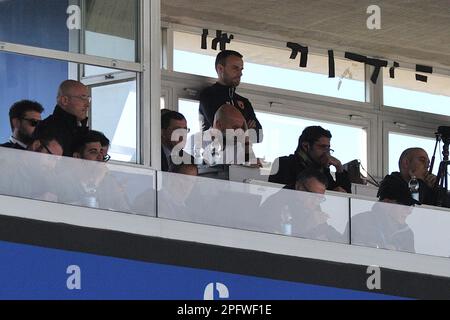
34;80;90;157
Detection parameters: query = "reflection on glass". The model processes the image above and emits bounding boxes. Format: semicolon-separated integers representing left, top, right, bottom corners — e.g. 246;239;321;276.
91;80;137;163
259;187;348;243
0;147;156;215
350;200;415;253
157;171;349;244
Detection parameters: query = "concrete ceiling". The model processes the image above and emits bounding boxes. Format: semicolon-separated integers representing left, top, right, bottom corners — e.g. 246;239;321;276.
161;0;450;69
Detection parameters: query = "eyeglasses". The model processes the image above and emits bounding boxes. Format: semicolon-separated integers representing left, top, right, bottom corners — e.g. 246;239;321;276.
21;118;41;127
103;154;111;162
68;95;92;103
169;127;191;133
315;144;334;154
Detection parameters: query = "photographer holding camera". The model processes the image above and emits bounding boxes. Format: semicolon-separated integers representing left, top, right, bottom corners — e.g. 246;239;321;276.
378;148;438;206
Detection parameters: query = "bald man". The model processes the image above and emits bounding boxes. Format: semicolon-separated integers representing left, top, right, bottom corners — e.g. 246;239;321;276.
34;80;90;157
187;104;258;167
379;148;437;206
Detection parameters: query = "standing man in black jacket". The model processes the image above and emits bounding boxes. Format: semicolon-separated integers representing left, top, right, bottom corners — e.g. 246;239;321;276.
34;80;90;157
199;50;263;143
269;126;351;193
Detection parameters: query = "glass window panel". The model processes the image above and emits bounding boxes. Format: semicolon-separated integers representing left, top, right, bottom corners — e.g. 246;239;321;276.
158;171;349;244
254;111;367;172
91;80;138;163
351;198;450;257
0;51;68;142
0;0;70;51
178;99;201;143
0;0;139;62
388;132;438;176
0;148;156;216
384;68;450;116
173;31;365;102
176;99;367;171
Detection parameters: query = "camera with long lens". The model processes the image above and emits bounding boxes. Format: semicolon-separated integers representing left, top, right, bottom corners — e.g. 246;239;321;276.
437;126;450;142
431;126;450;207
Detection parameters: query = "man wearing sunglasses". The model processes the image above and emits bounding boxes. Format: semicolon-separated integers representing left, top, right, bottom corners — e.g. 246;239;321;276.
1;100;43;150
34;80;90;157
269;126;351;193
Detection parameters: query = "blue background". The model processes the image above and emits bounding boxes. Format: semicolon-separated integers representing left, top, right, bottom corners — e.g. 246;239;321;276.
0;240;403;300
0;0;69;142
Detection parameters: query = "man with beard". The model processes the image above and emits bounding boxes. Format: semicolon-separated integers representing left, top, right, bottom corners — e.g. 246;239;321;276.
1;100;44;150
199;50;263;143
269;126;351;193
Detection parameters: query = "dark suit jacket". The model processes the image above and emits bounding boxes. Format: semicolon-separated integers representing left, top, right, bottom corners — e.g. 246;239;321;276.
34;105;89;157
269;152;352;193
161;146;194;172
199;82;263;142
0;141;26;150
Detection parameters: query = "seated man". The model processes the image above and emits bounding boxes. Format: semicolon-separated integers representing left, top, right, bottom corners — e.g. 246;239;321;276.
57;130;130;212
259;168;343;242
72;130;110;162
161;111;192;172
269;126;351;193
0;127;63;201
190;104;259;168
28;126;64;156
347;173;416;252
1;100;44;150
379;148;436;206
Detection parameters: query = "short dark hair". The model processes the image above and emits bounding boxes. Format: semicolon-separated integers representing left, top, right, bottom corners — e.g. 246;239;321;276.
9;100;44;131
296;168;328;188
377;175;418;206
296;126;332;153
31;125;63;149
90;130;110;147
215;50;243;69
72;130;110;154
161;111;186;130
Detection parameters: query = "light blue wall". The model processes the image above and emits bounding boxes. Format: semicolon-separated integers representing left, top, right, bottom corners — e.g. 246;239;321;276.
0;0;69;141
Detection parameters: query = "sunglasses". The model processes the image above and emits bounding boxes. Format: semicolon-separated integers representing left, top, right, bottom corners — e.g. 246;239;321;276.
21;118;41;127
103;154;111;162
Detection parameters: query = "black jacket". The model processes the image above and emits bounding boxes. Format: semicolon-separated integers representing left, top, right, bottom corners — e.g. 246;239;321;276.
34;105;89;157
269;152;352;193
379;172;437;206
199;83;263;142
161;146;195;172
0;141;26;150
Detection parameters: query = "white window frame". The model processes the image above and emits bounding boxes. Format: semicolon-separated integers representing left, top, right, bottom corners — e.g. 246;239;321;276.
160;23;450;180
